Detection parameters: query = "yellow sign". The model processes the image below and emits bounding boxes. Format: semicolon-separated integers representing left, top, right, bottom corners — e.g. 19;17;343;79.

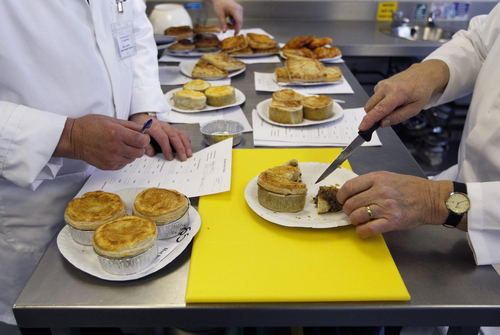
377;2;398;21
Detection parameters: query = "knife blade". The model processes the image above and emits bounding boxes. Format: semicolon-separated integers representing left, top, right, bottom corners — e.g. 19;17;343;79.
315;121;380;184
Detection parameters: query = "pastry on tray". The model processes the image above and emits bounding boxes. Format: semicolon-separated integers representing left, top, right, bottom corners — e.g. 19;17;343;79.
221;34;248;53
285;58;327;83
324;66;343;82
246;33;277;49
205;85;236;107
183;79;211;92
272;89;304;103
167;39;196;52
275;67;290;83
193;25;221;34
257;159;307;212
64;191;126;245
311;185;343;214
230;46;254;56
313;46;341;60
301;95;334;120
172;89;207;110
92;216;158;275
133;188;190;239
194;33;220;50
201;52;245;71
308;37;333;49
164;25;194;40
192;59;228;79
269;99;303;124
284;35;315;49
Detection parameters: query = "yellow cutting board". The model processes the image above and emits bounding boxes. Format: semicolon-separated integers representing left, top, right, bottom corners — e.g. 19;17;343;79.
186;148;410;303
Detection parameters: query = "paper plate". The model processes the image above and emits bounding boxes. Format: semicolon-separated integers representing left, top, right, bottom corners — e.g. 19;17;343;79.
165;87;246;113
256;98;344;127
179;60;246;80
244;162;357;228
57;188;201;281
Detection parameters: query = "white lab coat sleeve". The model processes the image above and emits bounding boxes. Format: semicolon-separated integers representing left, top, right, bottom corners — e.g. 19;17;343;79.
129;0;170;116
0;101;67;190
423;12;492;108
466;182;500;265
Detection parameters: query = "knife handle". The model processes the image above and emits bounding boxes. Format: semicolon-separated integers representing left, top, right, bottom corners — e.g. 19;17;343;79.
358;121;381;142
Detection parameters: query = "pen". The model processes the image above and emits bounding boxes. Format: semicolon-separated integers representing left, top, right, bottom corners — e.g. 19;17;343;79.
141;119;153;134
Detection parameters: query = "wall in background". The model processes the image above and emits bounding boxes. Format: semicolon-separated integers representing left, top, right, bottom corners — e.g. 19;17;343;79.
146;1;496;22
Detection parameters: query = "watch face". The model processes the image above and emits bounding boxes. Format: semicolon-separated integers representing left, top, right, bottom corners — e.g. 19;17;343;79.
446;192;470;214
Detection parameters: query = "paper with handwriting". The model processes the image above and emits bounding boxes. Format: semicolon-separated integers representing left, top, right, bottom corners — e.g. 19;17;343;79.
77;139;233;198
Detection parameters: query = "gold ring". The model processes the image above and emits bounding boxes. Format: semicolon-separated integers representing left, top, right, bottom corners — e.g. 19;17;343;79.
366;206;374;220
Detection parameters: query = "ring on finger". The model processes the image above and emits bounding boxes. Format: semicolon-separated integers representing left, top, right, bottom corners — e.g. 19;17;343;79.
366;206;374;220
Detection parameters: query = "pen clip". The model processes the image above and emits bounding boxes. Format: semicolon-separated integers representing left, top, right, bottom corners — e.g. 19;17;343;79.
116;0;124;13
141;119;153;134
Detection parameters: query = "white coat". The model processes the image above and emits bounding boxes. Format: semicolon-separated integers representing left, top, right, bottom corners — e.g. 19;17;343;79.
0;0;169;325
425;3;500;265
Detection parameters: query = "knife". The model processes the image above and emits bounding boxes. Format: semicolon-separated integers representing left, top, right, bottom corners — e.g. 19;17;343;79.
315;121;380;184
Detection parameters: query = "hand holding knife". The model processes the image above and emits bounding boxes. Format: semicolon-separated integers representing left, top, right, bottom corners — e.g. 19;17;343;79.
315;121;380;184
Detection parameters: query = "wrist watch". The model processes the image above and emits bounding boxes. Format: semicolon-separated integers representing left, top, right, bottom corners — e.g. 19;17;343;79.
443;181;470;228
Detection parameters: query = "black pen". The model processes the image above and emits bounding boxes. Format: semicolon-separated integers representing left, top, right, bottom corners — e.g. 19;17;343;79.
141;119;153;134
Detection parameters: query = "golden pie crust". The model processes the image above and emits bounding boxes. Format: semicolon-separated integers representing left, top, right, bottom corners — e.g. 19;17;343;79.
201;52;245;71
313;46;341;60
133;188;189;225
308;37;333;49
246;33;277;49
285;58;327;83
301;95;334;121
164;25;194;40
205;85;236;107
92;216;158;259
192;59;228;79
221;35;248;53
64;191;126;231
257;159;307;212
183;79;211;92
272;89;304;103
284;35;315;49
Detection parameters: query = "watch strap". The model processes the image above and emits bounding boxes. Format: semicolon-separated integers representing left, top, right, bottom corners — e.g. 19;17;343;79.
443;182;468;228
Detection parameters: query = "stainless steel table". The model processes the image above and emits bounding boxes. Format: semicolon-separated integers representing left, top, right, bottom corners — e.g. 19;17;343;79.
13;63;500;334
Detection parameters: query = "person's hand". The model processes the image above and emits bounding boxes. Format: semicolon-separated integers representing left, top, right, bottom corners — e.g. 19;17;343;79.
54;114;150;170
129;113;192;162
210;0;243;35
359;59;450;131
336;171;454;238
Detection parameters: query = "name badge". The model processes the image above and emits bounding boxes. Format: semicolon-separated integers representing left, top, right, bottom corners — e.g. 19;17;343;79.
111;20;137;60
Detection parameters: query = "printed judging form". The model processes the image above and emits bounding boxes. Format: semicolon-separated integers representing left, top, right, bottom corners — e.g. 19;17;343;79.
77;139;233;198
